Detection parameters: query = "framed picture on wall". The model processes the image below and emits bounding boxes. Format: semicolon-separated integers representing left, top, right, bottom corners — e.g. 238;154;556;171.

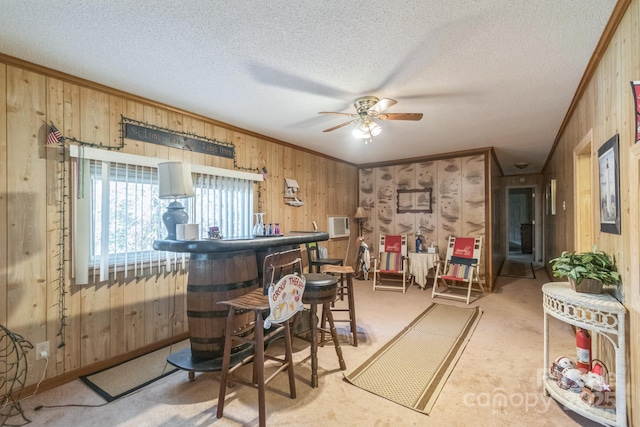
396;188;433;213
598;134;621;234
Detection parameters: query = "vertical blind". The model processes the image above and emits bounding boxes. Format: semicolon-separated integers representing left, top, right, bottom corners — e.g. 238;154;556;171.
70;146;262;285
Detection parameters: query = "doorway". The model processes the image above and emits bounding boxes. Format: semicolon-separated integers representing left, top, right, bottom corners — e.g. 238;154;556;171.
507;187;535;262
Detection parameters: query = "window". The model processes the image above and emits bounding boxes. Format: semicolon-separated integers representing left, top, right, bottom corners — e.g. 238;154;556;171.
70;146;261;285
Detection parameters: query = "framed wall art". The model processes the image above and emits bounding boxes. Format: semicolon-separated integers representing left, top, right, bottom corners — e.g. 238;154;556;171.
631;81;640;143
396;188;432;213
598;134;621;234
546;178;556;215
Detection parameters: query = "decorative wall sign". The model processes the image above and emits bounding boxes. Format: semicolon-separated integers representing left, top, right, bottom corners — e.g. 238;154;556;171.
598;134;621;234
631;81;640;143
397;188;432;213
121;117;235;159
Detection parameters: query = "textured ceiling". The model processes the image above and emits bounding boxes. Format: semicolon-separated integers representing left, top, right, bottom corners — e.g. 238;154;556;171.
0;1;617;174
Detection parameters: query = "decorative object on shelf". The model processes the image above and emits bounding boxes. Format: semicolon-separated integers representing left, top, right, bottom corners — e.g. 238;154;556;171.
550;356;576;380
557;367;585;393
176;224;199;241
284;178;304;206
158;161;194;240
549;245;621;294
598;134;621;234
581;359;615;409
415;230;423;253
208;226;222;239
396;188;432;213
253;212;266;236
354;206;367;237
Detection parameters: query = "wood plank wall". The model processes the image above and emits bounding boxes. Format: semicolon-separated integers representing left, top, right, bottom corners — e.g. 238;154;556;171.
0;57;359;390
543;0;639;424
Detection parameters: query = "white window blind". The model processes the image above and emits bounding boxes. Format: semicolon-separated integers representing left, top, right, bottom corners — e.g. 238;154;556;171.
70;146;262;285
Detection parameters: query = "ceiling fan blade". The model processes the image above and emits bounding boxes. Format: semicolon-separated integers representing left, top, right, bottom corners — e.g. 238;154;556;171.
378;113;423;121
369;98;397;114
323;119;359;132
318;112;358;117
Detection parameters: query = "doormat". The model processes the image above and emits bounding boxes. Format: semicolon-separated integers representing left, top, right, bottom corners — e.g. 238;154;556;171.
499;260;536;279
81;340;189;402
344;303;482;414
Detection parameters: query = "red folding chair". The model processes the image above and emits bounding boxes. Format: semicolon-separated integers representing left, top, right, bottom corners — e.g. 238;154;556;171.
432;236;484;304
372;234;410;293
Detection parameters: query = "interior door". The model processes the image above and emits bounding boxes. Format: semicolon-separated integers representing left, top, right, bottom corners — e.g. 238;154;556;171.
508;187;534;256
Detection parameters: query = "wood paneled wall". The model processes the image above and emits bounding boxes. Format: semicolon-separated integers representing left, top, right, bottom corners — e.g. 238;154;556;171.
0;57;359;389
543;0;639;424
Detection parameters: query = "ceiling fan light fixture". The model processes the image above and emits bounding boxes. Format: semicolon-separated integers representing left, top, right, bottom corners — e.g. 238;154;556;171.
352;119;382;139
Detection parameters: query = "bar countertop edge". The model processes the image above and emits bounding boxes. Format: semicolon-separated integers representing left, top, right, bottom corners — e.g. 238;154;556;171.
153;231;330;253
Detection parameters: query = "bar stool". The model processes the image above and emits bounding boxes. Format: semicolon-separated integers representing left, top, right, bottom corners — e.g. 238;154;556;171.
305;242;343;272
217;250;304;427
320;265;358;347
301;273;346;388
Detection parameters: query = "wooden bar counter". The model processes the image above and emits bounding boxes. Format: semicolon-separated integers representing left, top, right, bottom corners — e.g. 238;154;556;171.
153;231;329;375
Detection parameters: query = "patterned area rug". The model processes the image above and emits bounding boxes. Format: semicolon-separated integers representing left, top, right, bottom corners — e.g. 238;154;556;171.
344;303;482;414
499;260;536;279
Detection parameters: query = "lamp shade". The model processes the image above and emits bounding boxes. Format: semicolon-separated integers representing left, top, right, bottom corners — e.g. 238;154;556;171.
354;206;367;219
158;161;194;199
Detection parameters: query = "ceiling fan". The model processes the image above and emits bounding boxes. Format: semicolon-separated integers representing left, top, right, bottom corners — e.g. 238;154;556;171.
319;96;423;143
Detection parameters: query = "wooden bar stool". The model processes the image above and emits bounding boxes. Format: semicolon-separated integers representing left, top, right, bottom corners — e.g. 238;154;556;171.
301;273;346;388
217;250;305;427
320;265;358;347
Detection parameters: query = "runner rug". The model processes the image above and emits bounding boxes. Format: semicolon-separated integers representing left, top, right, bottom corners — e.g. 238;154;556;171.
499;260;536;279
81;340;189;401
344;303;482;414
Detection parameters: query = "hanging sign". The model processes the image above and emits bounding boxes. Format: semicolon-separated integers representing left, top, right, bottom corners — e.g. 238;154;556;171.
631;81;640;143
122;119;235;159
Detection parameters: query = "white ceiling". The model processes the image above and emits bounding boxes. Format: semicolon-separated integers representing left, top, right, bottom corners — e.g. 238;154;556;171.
0;1;617;175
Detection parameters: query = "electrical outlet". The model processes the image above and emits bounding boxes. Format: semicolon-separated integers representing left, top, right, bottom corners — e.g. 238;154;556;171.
36;341;50;360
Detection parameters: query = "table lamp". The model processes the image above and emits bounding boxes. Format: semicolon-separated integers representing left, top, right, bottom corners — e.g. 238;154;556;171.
354;206;367;237
158;161;194;240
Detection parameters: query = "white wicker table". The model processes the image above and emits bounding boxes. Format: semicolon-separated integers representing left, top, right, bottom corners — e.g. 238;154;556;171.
542;282;626;426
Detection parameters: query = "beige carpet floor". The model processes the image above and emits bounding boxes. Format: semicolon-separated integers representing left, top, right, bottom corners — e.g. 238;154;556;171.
20;272;601;426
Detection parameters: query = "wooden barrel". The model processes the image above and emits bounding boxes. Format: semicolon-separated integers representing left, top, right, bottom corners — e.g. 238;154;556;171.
187;250;259;361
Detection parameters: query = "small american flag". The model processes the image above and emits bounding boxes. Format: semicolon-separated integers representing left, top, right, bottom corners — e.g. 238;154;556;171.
261;166;269;180
47;123;65;146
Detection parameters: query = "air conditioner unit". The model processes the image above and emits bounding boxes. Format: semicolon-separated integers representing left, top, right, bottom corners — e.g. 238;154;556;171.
328;216;350;238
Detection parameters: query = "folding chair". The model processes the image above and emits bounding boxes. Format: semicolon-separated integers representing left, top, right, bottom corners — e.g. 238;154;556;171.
372;234;410;293
432;235;485;304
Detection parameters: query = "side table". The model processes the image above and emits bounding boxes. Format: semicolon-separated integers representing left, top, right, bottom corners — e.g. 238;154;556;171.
407;251;439;289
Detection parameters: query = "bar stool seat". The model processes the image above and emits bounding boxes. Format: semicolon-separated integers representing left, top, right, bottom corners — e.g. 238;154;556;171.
320;265;358;347
301;273;346;388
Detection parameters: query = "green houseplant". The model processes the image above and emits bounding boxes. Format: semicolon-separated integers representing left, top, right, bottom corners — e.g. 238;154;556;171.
549;246;620;293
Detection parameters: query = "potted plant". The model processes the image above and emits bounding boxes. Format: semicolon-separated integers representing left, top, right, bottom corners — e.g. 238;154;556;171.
549;246;620;294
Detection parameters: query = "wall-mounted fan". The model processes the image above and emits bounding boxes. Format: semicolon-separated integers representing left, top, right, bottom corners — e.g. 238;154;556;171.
319;96;423;142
